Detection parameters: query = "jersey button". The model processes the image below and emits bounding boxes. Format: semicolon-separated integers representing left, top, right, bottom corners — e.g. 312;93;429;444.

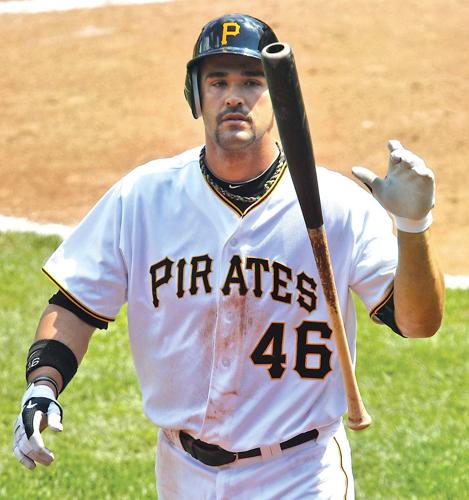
230;237;238;247
222;358;231;367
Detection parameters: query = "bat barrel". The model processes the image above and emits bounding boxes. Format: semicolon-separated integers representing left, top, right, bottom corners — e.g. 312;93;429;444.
261;42;323;229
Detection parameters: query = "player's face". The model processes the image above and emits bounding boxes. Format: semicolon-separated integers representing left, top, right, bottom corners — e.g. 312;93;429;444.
199;54;275;151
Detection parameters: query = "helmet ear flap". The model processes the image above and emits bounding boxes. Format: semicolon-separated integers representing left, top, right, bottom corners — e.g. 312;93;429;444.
191;66;202;119
184;65;202;119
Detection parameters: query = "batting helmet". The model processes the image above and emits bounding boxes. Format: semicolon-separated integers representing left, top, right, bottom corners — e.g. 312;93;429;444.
184;13;279;119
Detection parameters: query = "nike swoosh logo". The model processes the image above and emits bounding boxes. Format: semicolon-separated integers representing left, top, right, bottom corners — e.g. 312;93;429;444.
228;184;242;189
26;401;37;409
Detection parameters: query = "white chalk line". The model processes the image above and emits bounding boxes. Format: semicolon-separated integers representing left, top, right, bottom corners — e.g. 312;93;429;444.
0;0;171;15
0;214;73;239
1;214;468;290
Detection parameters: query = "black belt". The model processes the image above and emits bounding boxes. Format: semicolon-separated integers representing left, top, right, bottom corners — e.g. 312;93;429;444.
179;428;319;467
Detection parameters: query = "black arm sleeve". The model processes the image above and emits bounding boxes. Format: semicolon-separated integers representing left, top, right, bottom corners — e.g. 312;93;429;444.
373;292;404;337
49;291;109;330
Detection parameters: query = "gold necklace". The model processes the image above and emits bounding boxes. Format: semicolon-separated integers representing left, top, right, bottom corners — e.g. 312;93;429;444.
199;147;285;204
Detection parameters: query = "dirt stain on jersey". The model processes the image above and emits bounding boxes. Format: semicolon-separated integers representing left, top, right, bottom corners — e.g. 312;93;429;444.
200;306;218;344
222;293;249;343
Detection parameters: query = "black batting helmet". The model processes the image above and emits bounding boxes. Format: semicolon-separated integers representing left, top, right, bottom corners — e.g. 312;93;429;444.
184;13;278;119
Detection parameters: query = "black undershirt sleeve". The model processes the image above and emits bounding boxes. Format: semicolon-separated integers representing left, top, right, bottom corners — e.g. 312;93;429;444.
49;291;109;330
373;292;404;337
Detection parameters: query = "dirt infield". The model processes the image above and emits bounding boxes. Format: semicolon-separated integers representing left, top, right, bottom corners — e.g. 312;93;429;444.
1;0;468;274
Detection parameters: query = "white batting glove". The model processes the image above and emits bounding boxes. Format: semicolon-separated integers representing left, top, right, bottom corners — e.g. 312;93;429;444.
352;140;435;232
13;383;63;470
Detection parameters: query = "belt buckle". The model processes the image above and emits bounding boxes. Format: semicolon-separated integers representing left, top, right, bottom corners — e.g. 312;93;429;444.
192;439;237;467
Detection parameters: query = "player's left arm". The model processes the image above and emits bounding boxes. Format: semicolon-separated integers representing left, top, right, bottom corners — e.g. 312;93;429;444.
352;140;445;338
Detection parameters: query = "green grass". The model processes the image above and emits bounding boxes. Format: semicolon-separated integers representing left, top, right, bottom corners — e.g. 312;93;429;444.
0;232;156;499
0;231;467;499
350;290;469;499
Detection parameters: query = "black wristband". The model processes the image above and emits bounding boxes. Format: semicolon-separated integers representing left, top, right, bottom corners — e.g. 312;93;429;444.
26;339;78;392
29;375;60;398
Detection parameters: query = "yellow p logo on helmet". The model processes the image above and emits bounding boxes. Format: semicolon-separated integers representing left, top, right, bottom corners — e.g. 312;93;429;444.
221;22;240;45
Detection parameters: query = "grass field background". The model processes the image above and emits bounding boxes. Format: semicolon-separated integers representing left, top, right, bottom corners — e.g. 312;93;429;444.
0;231;467;499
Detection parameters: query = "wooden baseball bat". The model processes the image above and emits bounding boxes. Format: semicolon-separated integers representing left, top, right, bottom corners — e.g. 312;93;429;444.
261;42;372;430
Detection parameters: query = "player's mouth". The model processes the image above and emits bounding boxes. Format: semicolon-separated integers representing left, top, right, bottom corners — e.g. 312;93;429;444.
219;112;251;125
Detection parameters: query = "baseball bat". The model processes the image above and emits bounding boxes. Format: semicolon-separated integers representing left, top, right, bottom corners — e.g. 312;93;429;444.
261;42;372;430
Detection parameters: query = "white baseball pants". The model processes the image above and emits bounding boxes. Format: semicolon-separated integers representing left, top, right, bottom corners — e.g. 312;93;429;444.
156;422;354;499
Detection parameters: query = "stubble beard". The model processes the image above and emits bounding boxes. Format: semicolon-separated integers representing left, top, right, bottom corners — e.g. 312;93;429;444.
214;123;257;151
213;113;275;152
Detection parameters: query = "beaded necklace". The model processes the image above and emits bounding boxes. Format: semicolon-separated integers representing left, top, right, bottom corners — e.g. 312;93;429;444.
199;146;286;204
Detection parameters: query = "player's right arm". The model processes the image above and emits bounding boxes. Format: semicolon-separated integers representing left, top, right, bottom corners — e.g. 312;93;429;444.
13;304;95;470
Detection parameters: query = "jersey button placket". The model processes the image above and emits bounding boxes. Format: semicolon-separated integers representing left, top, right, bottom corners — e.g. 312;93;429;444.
202;227;245;436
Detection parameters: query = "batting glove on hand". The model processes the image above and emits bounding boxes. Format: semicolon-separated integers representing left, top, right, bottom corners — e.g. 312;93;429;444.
13;383;63;470
352;140;435;232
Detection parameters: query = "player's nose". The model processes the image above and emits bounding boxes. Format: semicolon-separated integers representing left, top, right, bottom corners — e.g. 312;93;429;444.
225;88;244;108
225;97;243;108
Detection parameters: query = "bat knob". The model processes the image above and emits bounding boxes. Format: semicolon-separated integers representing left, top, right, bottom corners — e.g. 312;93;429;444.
347;410;372;431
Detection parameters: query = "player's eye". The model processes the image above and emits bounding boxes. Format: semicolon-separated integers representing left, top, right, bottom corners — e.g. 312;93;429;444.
244;80;262;87
211;80;227;88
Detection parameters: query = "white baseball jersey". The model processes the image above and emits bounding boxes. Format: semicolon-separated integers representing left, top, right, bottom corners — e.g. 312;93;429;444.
43;145;397;452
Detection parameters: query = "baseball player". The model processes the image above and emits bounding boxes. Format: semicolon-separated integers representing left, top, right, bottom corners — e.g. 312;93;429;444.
13;13;444;499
